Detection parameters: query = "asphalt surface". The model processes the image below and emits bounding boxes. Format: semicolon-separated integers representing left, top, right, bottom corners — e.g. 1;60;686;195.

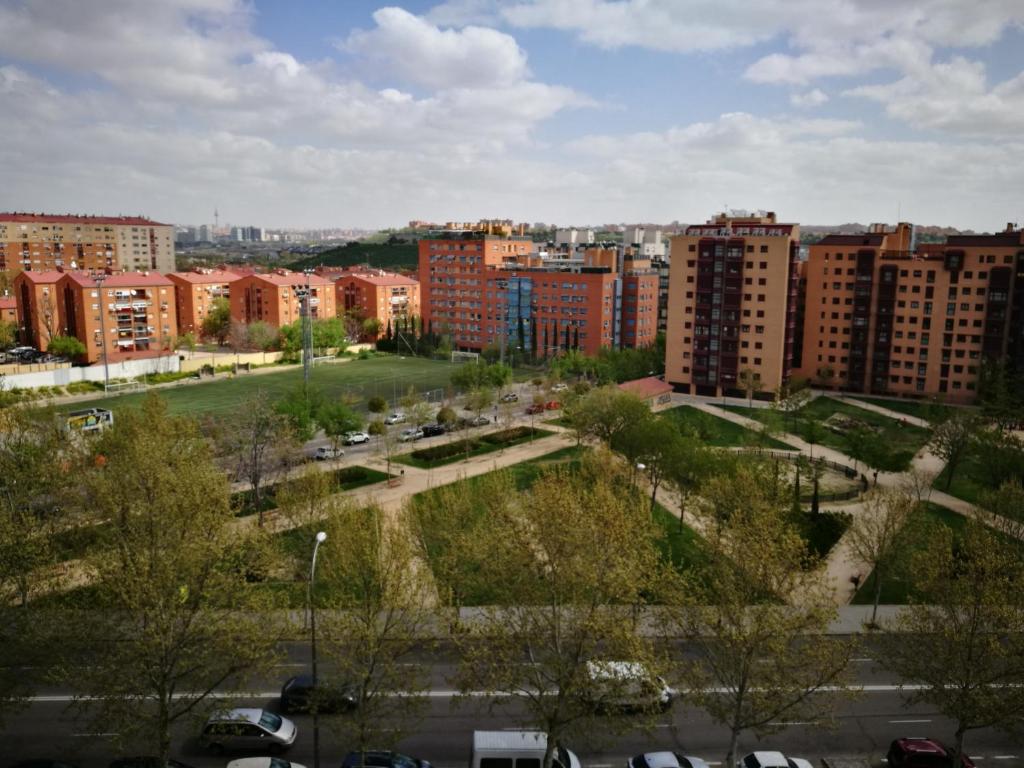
5;643;1023;768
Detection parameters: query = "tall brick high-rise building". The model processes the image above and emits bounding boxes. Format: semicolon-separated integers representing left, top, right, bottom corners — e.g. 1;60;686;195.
798;223;1024;402
0;213;175;273
665;212;801;397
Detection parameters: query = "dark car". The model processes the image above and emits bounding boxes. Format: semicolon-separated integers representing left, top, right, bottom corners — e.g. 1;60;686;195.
109;759;196;768
887;738;975;768
281;674;358;714
525;403;545;415
340;752;430;768
421;424;446;437
9;762;82;768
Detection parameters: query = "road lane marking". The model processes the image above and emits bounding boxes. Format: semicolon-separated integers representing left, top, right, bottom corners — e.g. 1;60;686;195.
768;721;817;726
889;719;931;723
73;732;118;737
993;757;1018;760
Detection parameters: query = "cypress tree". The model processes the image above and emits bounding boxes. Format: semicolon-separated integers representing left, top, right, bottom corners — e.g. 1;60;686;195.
573;326;579;350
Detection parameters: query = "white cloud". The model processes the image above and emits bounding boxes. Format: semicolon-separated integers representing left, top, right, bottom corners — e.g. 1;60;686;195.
426;0;503;26
790;89;829;108
846;56;1024;138
343;7;530;90
565;113;1024;229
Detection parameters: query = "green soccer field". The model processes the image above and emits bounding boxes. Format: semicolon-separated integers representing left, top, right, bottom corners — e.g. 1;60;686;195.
71;356;486;417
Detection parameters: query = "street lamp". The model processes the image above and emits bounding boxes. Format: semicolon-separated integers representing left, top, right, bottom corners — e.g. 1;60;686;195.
309;530;327;768
93;273;110;391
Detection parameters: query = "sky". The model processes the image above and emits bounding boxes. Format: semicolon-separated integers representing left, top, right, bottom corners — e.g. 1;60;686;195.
0;0;1022;231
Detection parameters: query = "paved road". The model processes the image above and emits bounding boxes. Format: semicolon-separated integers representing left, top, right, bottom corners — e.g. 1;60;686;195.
6;643;1023;768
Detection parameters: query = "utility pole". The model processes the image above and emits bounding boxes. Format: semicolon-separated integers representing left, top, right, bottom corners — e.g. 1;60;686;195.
300;269;314;389
94;273;110;391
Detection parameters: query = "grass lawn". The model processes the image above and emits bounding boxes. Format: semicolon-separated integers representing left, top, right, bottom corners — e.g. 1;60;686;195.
852;502;971;605
793;510;852;561
62;356;525;418
846;395;963;423
725;398;931;471
232;465;392;517
410;445;713;605
393;427;555;469
933;456;988;506
662;405;796;450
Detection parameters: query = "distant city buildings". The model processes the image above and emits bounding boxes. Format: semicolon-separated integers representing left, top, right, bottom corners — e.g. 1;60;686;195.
0;213;175;274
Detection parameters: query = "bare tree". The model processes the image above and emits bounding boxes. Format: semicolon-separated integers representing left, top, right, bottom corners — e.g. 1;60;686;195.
846;488;915;626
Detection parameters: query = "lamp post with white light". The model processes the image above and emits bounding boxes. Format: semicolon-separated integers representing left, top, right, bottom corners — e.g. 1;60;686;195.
309;530;327;768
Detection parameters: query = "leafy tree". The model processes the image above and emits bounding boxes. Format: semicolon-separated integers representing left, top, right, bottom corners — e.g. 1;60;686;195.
454;453;668;768
70;394;280;761
568;386;651;447
317;401;363;453
320;503;435;755
47;334;86;359
976;358;1023;431
276;385;326;442
798;416;828;459
362;317;383;340
436;405;456;430
222;390;297;525
201;297;232;345
275;464;339;529
970;428;1024;491
464;387;494;425
175;331;197;353
245;320;278;351
0;319;17;349
668;464;855;765
930;413;980;490
450;360;512;392
739;367;762;407
367;418;386;437
878;521;1024;767
367;395;388;414
846;488;915;625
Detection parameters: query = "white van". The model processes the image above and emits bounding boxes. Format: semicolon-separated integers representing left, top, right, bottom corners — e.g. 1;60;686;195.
472;731;581;768
583;660;676;713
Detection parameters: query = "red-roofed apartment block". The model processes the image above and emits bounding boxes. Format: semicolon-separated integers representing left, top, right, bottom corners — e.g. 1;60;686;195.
331;268;420;339
230;270;336;328
168;268;241;335
13;270;177;363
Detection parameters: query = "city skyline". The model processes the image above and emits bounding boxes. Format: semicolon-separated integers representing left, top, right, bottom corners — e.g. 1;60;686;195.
0;1;1022;230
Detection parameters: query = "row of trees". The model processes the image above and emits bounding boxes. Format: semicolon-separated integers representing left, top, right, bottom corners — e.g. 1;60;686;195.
4;389;1024;765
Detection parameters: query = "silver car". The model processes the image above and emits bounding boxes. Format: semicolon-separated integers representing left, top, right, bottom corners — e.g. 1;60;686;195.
200;708;297;755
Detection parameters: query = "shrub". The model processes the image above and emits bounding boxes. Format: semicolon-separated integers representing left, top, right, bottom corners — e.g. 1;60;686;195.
480;426;536;444
411;439;481;462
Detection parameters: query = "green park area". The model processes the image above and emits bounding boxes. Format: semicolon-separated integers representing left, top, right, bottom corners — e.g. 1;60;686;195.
661;404;795;450
394;426;555;469
724;397;932;471
852;502;1024;605
66;355;507;418
409;445;713;605
846;395;963;423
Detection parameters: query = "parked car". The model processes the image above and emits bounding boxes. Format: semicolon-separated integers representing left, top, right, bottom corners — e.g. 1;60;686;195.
421;424;446;437
342;431;370;445
525;403;545;415
551;382;569;392
280;674;358;714
583;660;676;713
629;753;710;768
738;752;813;768
108;760;196;768
227;760;307;768
199;708;297;755
472;731;579;768
544;401;561;410
383;413;406;425
888;739;975;768
399;427;424;442
341;752;430;768
500;392;519;403
467;415;490;426
314;446;344;461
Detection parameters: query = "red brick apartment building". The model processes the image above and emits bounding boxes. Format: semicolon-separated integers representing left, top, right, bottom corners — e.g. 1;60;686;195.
230;270;336;327
0;296;16;324
14;270;177;363
167;268;240;335
665;212;801;397
797;223;1024;402
328;267;420;338
0;213;175;273
418;232;658;356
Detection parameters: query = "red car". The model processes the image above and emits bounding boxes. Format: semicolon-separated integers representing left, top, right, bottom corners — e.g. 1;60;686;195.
887;738;975;768
525;403;545;415
544;401;561;410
